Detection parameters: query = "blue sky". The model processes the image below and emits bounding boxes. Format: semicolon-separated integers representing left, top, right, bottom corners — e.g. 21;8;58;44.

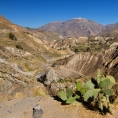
0;0;118;28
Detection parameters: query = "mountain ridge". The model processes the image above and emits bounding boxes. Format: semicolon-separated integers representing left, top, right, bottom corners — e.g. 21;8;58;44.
38;18;104;37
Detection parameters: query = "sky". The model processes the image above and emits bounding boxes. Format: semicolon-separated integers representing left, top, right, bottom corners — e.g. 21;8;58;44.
0;0;118;28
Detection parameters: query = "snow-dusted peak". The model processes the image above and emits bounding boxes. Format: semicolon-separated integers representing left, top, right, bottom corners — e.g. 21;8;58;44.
72;17;88;20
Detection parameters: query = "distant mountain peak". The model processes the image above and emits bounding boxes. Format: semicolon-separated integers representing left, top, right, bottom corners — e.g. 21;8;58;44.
52;21;62;23
39;18;104;37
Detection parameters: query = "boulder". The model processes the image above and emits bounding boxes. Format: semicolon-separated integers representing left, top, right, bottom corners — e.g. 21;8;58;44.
33;104;43;118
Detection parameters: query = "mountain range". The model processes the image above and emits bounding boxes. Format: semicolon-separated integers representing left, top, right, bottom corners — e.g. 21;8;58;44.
39;17;118;37
39;18;104;37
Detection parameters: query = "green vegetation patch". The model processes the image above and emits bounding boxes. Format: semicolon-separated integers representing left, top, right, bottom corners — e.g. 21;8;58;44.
71;37;117;53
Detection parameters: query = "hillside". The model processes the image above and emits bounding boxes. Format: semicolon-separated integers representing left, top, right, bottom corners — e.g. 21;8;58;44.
0;15;70;101
39;18;104;37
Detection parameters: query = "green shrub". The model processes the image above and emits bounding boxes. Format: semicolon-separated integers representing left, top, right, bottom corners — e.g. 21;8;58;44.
58;69;117;114
15;44;23;50
9;32;17;40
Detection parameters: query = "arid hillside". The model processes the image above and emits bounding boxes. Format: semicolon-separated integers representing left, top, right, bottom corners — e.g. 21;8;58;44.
0;15;70;101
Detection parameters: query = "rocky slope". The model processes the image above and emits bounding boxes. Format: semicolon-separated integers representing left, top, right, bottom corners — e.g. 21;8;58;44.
39;18;104;37
0;15;70;101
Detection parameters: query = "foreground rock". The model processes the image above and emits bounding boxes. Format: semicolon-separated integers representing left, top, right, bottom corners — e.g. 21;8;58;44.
33;104;43;118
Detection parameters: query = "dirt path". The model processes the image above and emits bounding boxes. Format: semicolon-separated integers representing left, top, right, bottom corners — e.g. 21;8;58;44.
0;96;118;118
0;97;42;118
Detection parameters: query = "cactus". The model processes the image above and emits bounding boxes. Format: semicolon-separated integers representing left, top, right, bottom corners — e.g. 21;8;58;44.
106;75;116;84
79;87;86;95
58;91;67;101
58;87;78;104
57;69;117;114
66;95;79;104
76;81;82;91
66;87;73;97
99;101;103;111
84;79;95;90
102;89;113;95
83;89;100;101
96;69;101;84
99;79;114;89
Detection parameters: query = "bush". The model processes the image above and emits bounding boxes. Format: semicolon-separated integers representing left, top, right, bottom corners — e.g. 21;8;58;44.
15;44;23;50
74;48;78;53
9;32;17;40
